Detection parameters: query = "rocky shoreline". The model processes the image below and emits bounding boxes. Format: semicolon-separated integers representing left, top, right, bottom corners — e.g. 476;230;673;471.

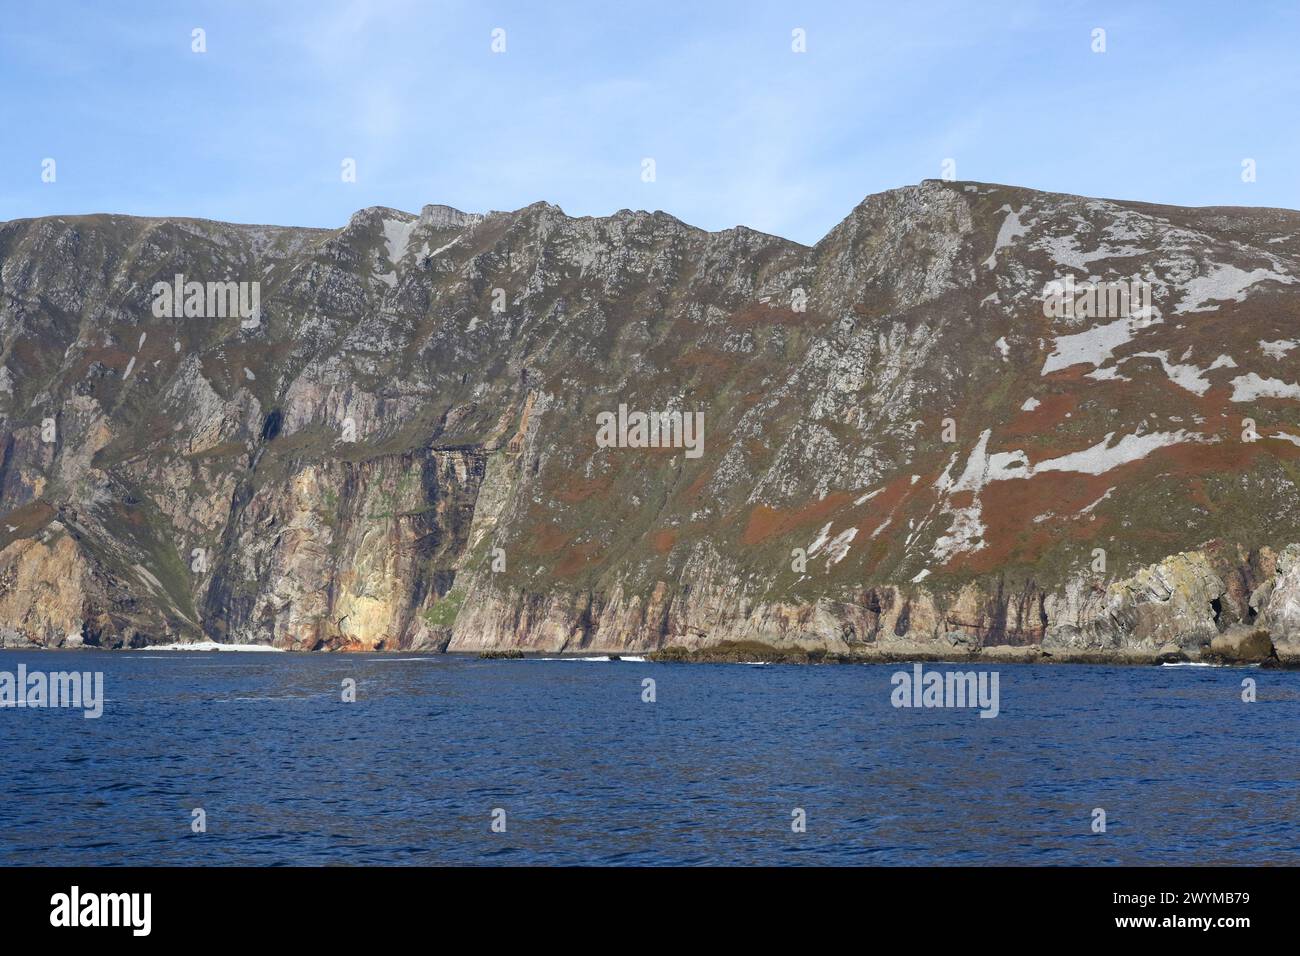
3;629;1295;668
646;632;1295;666
3;541;1299;666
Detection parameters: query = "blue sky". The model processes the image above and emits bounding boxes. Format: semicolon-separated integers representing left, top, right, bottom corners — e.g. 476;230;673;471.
2;0;1298;245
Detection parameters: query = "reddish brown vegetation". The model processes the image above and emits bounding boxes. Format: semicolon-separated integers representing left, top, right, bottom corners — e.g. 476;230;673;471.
741;490;853;546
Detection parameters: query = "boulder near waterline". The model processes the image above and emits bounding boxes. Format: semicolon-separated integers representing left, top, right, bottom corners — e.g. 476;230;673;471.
1208;626;1276;663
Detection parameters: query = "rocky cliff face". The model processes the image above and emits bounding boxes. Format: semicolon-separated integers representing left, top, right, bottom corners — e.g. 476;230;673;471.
2;181;1298;658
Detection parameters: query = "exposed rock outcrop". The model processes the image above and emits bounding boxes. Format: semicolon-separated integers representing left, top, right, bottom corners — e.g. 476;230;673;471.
1208;625;1275;663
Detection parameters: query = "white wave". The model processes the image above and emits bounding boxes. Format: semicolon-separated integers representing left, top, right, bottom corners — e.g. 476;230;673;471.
140;640;285;653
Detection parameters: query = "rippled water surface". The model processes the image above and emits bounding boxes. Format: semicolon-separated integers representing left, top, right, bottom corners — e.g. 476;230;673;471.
1;650;1297;865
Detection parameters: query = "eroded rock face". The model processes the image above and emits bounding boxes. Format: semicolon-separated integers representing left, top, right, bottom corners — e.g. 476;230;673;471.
201;449;485;650
0;528;89;647
1209;625;1275;663
1260;544;1300;640
1100;552;1226;652
2;181;1300;653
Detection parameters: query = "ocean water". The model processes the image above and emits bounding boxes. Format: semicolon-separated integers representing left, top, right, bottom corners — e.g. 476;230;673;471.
1;650;1297;866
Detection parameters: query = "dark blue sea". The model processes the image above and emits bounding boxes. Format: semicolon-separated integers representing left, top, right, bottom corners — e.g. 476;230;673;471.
1;650;1296;865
